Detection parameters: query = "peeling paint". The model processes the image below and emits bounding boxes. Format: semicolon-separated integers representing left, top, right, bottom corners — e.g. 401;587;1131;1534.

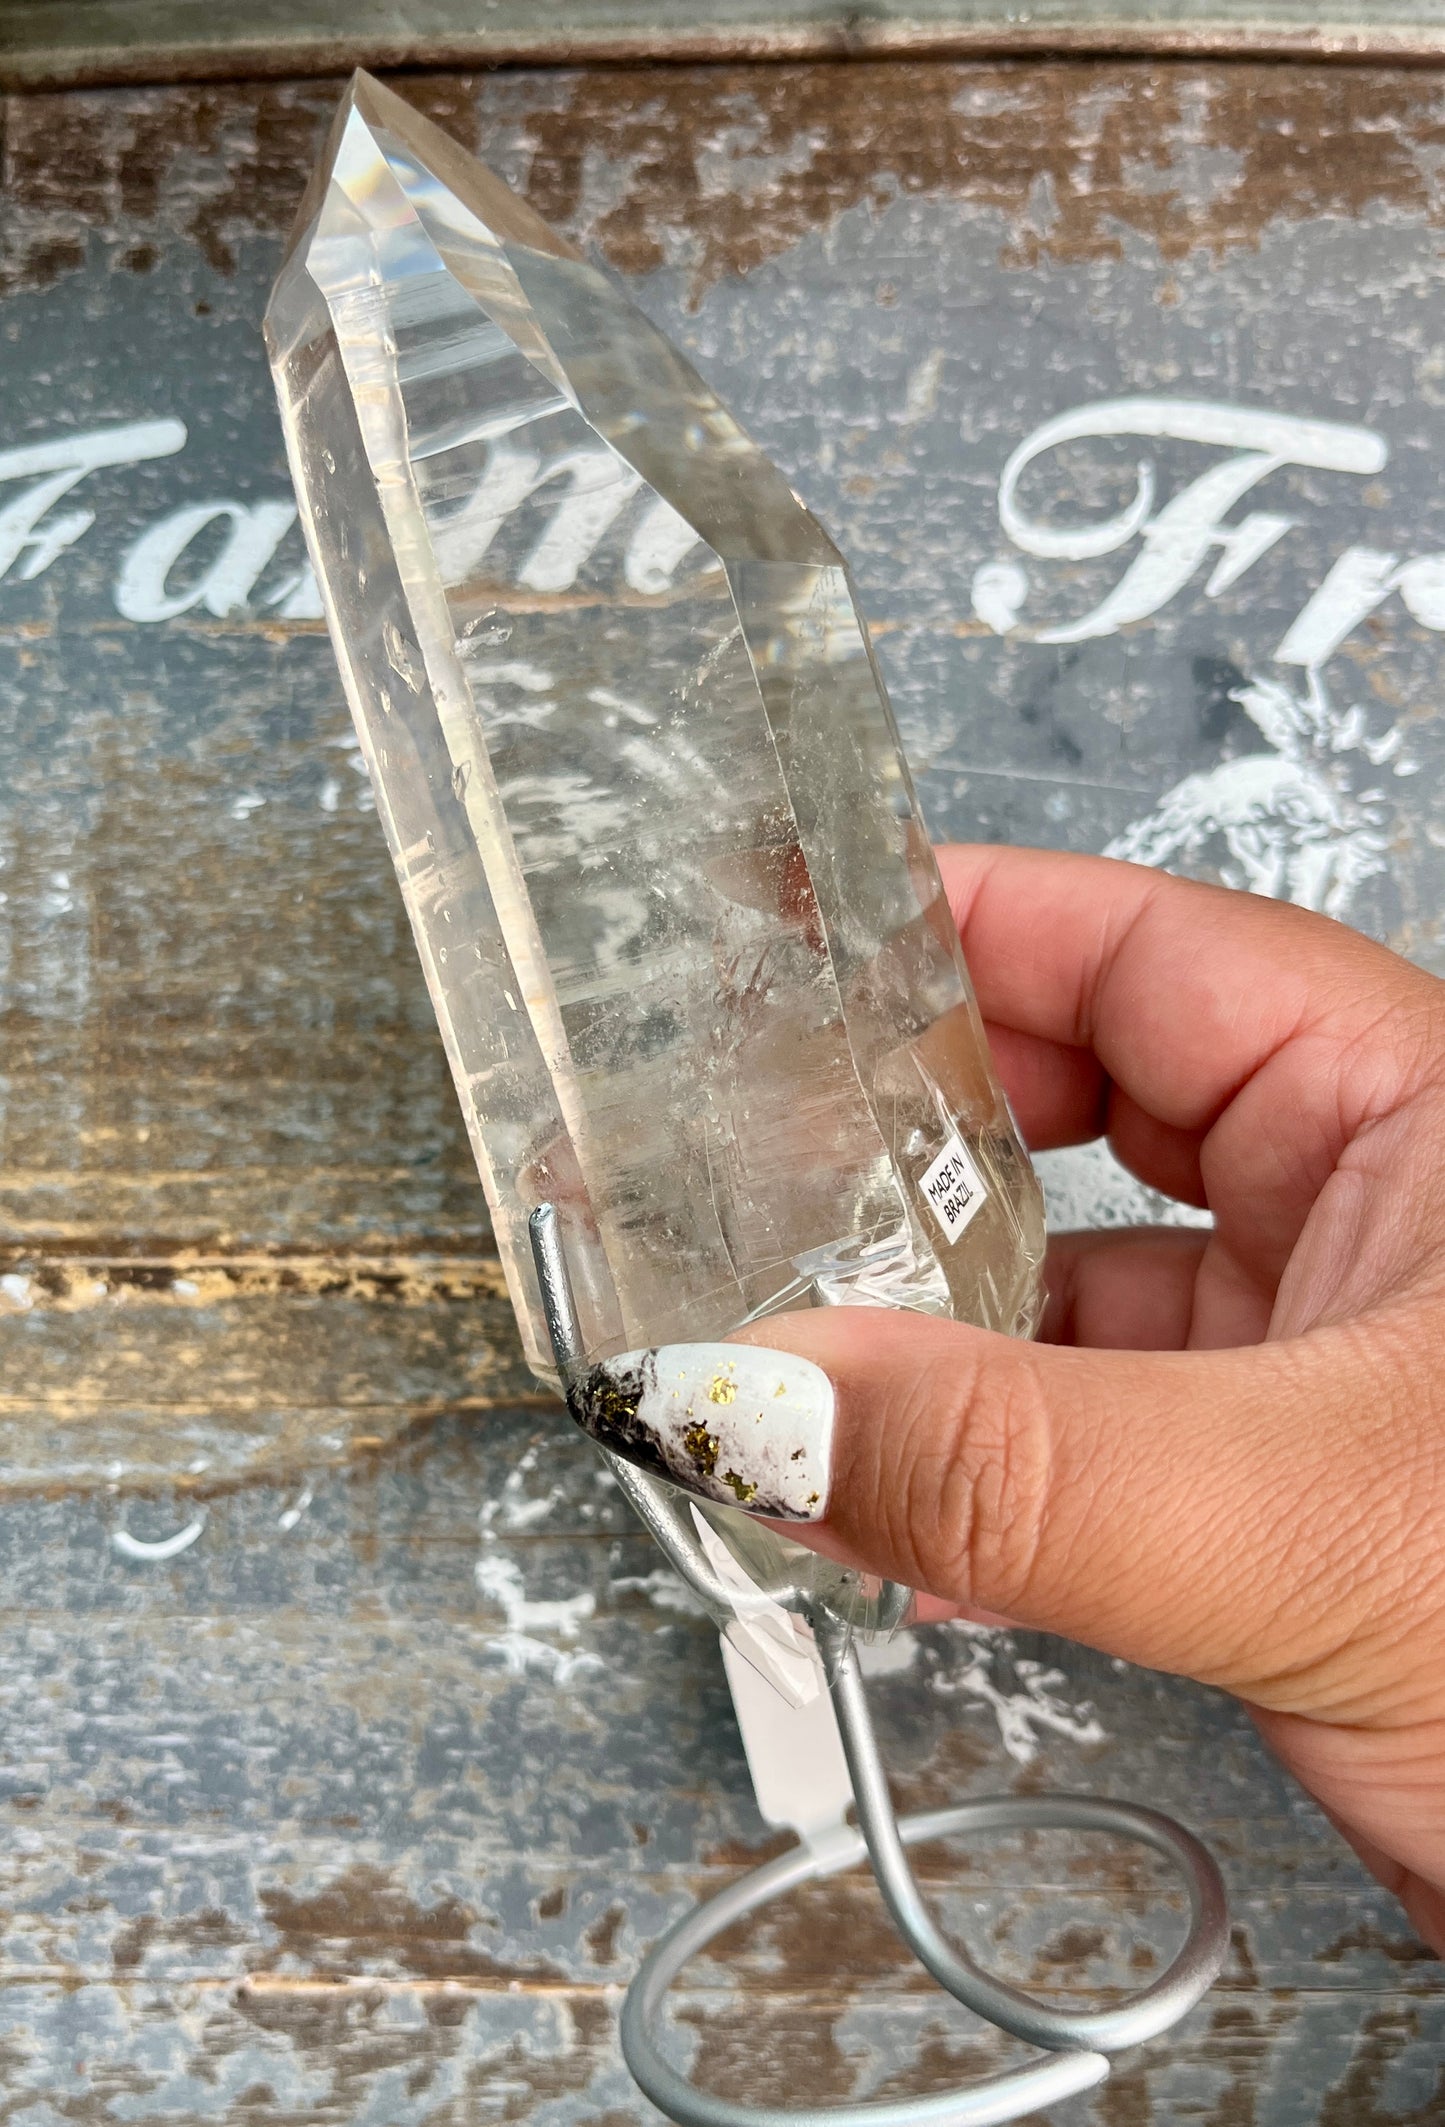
111;1513;206;1560
508;63;1445;295
933;1624;1107;1764
473;1553;603;1683
6;65;1445;305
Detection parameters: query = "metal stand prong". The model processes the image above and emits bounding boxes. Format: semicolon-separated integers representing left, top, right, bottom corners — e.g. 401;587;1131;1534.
527;1204;1229;2127
529;1202;584;1372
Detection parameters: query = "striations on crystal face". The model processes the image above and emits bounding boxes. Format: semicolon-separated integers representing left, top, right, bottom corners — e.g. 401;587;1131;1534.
264;72;1045;1416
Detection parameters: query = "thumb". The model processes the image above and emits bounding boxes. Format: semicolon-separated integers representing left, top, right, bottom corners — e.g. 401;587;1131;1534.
729;1308;1422;1715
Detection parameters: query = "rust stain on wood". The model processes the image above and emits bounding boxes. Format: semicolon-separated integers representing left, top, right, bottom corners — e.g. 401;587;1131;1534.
518;62;1445;296
706;1871;919;1988
229;1974;615;2113
1097;2063;1156;2127
5;64;1445;304
1320;2005;1445;2126
581;1902;625;1966
1196;2002;1275;2127
454;1995;616;2119
864;2024;1032;2106
1319;1919;1442;1966
674;1992;864;2107
698;1828;794;1869
239;1980;618;2120
0;73;490;294
112;1904;251;1973
258;1864;571;1986
1033;1919;1107;1968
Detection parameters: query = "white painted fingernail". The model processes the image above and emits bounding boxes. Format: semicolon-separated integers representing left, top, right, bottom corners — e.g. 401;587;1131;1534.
566;1345;833;1521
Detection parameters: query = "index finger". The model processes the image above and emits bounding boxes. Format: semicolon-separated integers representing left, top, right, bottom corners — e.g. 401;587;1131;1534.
940;844;1420;1141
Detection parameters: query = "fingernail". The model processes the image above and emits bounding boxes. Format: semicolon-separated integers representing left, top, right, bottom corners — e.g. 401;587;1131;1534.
566;1345;833;1521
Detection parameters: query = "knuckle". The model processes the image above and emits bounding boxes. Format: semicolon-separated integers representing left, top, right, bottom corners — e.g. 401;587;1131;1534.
897;1348;1056;1611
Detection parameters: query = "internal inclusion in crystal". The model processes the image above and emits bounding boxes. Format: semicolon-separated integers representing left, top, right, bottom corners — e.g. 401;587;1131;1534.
265;74;1045;1394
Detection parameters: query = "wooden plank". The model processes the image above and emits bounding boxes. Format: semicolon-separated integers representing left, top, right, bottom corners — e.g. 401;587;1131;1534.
2;53;1445;2117
0;1977;1439;2117
9;0;1445;91
0;1253;542;1491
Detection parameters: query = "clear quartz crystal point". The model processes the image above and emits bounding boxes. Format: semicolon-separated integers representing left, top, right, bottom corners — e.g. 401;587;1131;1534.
266;73;1045;1665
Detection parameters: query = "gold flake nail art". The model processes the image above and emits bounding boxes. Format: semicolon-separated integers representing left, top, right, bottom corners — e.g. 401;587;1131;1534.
565;1344;833;1520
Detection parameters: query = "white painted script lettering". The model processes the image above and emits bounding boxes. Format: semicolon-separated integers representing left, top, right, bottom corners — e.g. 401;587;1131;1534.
115;498;298;622
0;419;185;584
0;422;706;619
1;400;1438;932
976;396;1444;922
1276;548;1445;667
993;397;1388;646
426;440;668;593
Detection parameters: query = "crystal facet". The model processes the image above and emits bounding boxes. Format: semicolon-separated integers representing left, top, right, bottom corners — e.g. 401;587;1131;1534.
265;72;1043;1405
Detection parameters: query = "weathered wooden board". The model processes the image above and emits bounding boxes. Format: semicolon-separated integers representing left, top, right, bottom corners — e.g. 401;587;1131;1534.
1;1417;1441;2122
10;0;1445;91
1;56;1444;2121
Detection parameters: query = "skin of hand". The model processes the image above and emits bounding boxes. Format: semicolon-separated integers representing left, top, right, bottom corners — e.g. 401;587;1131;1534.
732;845;1445;1953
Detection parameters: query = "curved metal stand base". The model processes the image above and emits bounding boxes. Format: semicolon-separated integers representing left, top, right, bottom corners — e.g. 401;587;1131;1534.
623;1806;1111;2127
621;1660;1229;2127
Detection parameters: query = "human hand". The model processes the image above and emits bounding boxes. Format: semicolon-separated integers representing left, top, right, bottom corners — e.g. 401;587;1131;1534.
722;847;1445;1951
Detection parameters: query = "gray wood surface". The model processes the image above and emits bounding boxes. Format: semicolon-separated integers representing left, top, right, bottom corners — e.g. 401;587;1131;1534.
0;55;1443;2121
9;0;1445;89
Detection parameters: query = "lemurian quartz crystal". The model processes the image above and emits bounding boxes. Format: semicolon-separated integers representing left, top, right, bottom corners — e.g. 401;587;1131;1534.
266;73;1045;1662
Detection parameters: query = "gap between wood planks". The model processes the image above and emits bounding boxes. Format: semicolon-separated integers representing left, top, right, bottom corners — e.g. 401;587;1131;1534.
10;1;1445;93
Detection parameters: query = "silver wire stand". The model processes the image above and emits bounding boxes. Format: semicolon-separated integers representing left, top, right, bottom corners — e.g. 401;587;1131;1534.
529;1206;1229;2127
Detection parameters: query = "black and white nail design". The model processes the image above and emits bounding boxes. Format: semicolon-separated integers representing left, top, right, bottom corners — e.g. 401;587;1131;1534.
566;1345;834;1521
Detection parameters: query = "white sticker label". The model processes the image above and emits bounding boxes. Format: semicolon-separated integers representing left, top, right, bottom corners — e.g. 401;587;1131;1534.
720;1634;852;1842
919;1134;988;1243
